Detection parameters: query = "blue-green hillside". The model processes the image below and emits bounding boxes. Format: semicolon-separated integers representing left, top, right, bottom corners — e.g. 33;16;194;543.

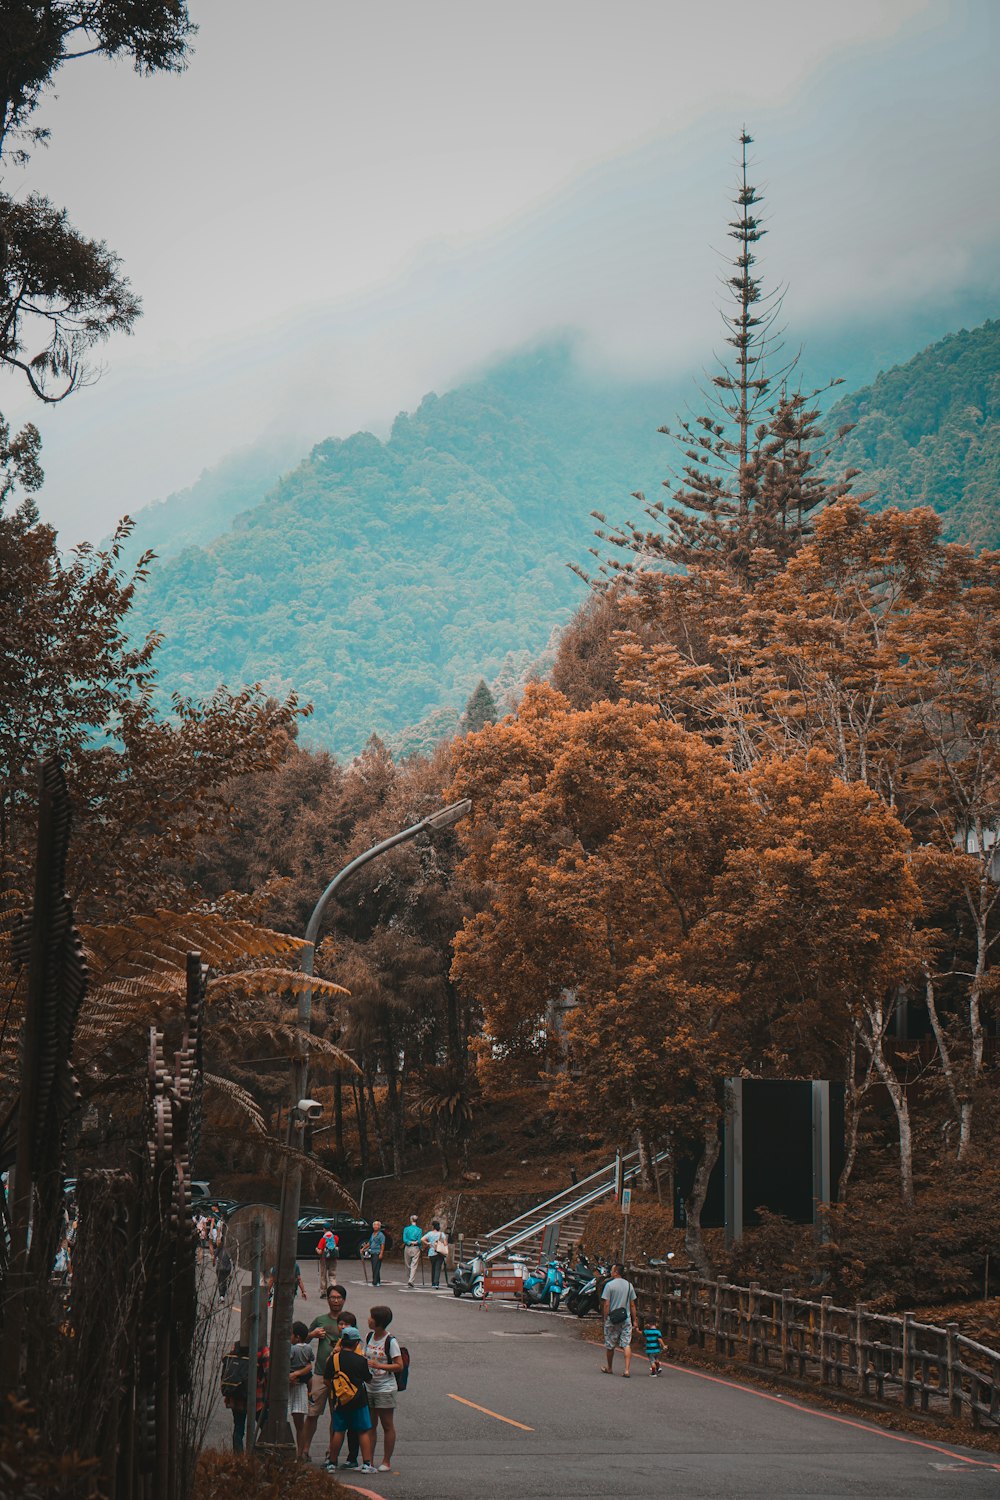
128;321;999;757
128;343;682;754
829;319;1000;550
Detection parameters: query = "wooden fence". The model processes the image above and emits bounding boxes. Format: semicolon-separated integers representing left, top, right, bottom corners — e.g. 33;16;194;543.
633;1268;1000;1431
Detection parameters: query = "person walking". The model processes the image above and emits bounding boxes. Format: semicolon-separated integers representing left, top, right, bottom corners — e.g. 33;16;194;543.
402;1215;422;1288
316;1228;339;1296
364;1304;404;1473
435;1224;450;1286
216;1243;233;1302
368;1221;386;1286
422;1220;446;1288
600;1262;638;1377
642;1317;665;1376
267;1260;306;1303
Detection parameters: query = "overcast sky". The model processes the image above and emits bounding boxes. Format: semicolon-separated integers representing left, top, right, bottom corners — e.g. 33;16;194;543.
3;0;999;542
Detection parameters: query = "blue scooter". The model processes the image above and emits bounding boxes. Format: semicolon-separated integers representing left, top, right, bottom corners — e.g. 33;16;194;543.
522;1258;566;1310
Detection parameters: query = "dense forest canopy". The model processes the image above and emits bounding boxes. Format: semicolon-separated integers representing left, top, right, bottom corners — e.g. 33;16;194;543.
828;319;1000;550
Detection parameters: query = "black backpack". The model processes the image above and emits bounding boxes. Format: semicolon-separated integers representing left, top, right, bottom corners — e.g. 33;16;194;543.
220;1352;250;1400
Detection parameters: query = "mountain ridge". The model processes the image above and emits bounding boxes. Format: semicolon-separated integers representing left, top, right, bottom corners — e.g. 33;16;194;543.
126;320;1000;758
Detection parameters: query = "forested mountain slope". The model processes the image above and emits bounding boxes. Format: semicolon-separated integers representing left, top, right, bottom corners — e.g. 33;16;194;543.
115;437;303;565
129;321;999;757
128;343;681;754
829;320;1000;548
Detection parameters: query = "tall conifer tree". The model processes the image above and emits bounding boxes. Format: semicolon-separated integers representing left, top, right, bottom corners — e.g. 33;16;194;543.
459;678;499;734
595;133;856;585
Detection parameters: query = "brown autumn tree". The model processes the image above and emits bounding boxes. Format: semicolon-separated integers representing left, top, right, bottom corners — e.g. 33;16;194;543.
450;683;925;1262
616;499;999;1165
449;684;756;1263
698;752;923;1206
900;542;1000;1158
190;731;479;1180
0;450;305;919
322;742;476;1179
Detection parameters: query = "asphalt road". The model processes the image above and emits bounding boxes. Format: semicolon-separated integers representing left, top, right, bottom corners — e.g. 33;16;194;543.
204;1259;1000;1499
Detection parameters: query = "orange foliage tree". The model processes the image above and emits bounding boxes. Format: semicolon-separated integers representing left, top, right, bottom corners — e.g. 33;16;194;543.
449;684;921;1254
614;499;999;1170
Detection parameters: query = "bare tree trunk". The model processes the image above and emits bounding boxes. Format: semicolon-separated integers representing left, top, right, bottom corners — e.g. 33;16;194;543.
635;1130;653;1191
353;1075;370;1176
838;1027;874;1203
958;853;994;1158
383;1050;405;1178
333;1072;345;1160
868;1035;914;1208
684;1119;720;1275
364;1074;388;1174
923;967;963;1154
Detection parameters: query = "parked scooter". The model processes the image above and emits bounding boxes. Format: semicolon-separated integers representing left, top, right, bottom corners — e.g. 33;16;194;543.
522;1258;566;1310
573;1260;610;1318
562;1257;594;1315
451;1248;487;1299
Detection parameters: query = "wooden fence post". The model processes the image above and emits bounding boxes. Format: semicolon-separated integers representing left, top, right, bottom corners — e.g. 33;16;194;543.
780;1288;792;1373
820;1296;832;1385
749;1282;760;1363
856;1304;867;1395
901;1312;914;1409
946;1324;961;1418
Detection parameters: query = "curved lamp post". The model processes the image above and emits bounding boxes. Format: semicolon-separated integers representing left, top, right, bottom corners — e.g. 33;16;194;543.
263;798;472;1446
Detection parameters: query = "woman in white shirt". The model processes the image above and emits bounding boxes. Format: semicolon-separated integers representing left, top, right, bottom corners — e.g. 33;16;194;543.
365;1306;404;1473
421;1220;448;1288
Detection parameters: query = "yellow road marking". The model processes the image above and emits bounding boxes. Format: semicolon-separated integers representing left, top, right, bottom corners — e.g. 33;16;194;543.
447;1393;535;1431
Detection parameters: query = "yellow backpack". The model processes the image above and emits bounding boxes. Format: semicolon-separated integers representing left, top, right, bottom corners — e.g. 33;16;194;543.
331;1348;360;1408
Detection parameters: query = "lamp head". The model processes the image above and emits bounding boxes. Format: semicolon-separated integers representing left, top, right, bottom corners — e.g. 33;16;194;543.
422;798;472;832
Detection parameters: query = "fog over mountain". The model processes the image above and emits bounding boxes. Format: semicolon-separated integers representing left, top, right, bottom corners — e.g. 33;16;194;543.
10;2;999;546
123;318;1000;758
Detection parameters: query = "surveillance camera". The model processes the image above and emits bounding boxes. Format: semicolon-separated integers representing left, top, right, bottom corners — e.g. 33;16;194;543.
297;1098;323;1121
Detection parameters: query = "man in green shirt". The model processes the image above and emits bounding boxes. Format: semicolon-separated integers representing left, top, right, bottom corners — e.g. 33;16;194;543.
402;1215;422;1288
302;1284;347;1452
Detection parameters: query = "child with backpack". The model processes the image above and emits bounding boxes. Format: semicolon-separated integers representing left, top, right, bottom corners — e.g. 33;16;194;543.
316;1228;339;1295
323;1325;377;1475
364;1304;406;1473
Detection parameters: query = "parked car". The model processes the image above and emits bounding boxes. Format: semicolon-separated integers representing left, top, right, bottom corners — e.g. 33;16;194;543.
296;1208;392;1260
191;1195;240;1219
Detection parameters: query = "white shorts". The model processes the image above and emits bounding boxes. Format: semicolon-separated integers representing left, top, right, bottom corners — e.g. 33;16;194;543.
289;1380;310;1415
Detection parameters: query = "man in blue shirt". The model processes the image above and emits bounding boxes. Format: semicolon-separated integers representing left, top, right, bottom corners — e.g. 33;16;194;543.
368;1220;386;1286
401;1215;422;1288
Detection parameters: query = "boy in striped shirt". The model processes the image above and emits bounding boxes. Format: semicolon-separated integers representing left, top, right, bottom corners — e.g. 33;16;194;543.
642;1320;665;1376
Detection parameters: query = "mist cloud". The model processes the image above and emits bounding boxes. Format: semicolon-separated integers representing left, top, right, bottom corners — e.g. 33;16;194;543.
5;2;998;543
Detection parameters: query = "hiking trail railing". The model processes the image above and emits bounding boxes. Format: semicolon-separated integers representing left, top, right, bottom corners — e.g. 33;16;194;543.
633;1267;1000;1432
481;1147;670;1264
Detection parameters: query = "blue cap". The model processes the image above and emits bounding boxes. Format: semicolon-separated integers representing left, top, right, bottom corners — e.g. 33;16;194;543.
340;1326;362;1343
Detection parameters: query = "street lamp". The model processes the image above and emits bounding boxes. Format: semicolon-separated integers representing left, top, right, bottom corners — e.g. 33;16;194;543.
262;798;472;1446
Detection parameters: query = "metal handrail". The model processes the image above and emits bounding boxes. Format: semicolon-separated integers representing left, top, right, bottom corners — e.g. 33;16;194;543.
483;1150;670;1264
482;1149;644;1244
